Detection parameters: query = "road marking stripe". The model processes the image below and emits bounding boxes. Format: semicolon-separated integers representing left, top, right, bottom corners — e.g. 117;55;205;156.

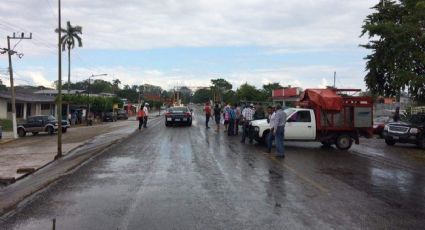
268;155;329;194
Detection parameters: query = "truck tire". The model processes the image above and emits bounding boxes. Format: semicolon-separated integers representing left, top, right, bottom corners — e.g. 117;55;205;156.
385;138;396;146
18;128;26;137
335;134;352;150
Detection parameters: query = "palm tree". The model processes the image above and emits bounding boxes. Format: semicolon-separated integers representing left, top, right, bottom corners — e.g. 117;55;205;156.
56;21;83;116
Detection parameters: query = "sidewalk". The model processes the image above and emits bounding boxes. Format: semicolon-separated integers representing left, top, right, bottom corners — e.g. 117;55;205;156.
0;118;138;182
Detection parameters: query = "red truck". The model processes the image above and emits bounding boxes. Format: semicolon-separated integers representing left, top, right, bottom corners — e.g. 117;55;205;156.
251;88;374;150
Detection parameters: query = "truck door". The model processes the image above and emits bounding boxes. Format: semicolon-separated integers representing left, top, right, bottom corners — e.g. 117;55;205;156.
285;110;315;140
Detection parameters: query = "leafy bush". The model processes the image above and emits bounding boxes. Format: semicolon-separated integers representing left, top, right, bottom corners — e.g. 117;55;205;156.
0;119;13;131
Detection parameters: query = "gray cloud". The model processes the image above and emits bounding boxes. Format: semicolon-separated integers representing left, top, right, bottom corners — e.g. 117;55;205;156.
0;0;375;51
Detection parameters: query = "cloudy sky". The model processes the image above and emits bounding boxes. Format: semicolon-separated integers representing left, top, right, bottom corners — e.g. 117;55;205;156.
0;0;377;90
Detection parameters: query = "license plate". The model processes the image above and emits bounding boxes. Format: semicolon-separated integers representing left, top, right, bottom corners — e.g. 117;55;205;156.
392;136;399;140
167;118;172;121
175;119;181;121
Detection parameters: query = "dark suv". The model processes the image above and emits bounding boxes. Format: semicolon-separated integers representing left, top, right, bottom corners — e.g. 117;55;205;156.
383;113;425;148
17;115;69;137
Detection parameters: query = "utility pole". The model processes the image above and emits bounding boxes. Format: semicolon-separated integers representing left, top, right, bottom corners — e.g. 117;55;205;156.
0;33;32;139
56;0;63;159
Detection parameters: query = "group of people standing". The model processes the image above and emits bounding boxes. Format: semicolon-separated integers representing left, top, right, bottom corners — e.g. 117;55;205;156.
204;102;286;158
137;103;150;130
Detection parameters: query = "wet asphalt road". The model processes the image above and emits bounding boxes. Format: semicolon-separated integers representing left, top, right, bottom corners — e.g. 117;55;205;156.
1;109;425;230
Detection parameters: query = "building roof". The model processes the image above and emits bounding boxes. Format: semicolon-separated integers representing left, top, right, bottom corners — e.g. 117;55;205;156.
0;90;55;103
33;89;86;95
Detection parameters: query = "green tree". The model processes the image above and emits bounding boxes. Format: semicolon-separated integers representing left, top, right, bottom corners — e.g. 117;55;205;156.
211;78;233;102
193;88;211;103
261;82;282;101
89;79;113;94
0;79;7;91
361;0;425;102
112;79;121;94
236;83;261;101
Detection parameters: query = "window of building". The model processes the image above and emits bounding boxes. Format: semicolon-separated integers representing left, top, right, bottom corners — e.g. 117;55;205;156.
41;104;51;110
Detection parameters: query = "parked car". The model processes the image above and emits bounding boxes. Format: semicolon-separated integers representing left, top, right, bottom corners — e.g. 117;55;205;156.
383;113;425;148
250;89;373;150
373;116;393;137
17;115;69;137
165;106;193;126
103;112;117;122
116;110;128;120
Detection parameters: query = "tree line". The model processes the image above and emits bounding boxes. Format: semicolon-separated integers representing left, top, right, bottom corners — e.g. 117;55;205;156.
192;78;284;104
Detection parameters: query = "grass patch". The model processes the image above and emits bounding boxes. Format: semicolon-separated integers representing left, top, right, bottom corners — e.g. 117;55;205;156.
0;119;13;131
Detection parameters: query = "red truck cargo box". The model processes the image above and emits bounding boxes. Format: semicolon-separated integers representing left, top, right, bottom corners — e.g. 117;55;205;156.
299;89;343;111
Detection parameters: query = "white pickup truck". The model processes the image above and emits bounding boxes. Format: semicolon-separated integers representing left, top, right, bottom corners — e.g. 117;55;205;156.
250;108;362;150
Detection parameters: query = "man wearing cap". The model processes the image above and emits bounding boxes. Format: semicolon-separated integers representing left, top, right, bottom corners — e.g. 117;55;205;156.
241;104;254;143
143;103;149;128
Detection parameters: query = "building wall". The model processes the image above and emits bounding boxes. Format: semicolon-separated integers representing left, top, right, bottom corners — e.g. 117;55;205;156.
0;99;7;119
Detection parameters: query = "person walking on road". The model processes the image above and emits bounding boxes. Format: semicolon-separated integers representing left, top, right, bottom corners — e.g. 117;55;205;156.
204;102;212;129
213;103;221;131
241;104;254;143
143;103;149;128
272;104;287;158
137;106;145;130
234;104;241;135
227;104;237;136
223;104;230;131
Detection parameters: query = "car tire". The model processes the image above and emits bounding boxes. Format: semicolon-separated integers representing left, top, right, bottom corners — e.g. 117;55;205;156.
335;134;352;150
32;132;39;136
47;126;55;135
62;127;67;133
18;128;26;137
385;138;396;146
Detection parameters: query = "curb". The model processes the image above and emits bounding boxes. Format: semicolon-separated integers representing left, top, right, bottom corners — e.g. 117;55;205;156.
0;127;139;217
0;139;16;145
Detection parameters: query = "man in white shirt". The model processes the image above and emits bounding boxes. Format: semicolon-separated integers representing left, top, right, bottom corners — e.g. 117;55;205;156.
143;103;149;128
241;104;254;143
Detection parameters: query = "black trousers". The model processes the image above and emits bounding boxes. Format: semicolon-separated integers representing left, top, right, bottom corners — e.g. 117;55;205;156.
138;117;143;129
205;114;210;127
143;116;148;128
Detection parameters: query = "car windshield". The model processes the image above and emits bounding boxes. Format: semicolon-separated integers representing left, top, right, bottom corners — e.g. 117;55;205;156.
48;115;56;121
169;107;188;113
284;108;296;117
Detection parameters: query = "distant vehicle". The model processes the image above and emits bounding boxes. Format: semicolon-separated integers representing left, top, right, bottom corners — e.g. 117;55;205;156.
250;89;373;150
103;112;117;122
116;110;128;120
17;115;69;137
373;116;393;137
165;106;193;126
383;113;425;148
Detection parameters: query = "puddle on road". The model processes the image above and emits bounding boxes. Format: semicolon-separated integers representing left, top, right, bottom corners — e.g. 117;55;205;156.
320;166;425;218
